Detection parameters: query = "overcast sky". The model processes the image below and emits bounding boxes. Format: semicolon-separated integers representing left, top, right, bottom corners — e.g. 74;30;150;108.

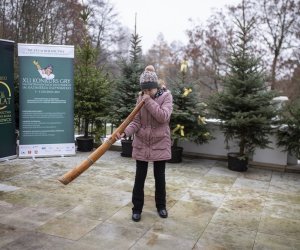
112;0;241;51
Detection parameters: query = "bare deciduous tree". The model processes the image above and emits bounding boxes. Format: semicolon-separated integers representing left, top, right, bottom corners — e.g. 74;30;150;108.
257;0;300;89
184;10;234;97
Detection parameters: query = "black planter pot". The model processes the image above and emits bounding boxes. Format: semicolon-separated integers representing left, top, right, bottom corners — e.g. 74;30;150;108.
121;140;133;157
167;146;183;163
227;152;248;172
76;136;94;152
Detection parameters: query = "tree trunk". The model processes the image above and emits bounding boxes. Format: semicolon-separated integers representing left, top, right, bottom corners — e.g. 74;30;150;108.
270;54;278;90
173;138;178;148
84;119;89;138
239;137;246;155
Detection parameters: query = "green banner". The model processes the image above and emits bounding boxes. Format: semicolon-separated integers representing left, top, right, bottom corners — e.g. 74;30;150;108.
18;44;75;157
0;39;16;161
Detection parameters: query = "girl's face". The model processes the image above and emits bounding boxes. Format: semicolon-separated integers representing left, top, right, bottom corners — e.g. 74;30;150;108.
143;88;157;97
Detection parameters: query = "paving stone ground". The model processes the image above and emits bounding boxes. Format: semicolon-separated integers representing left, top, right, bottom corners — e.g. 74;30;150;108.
0;150;300;250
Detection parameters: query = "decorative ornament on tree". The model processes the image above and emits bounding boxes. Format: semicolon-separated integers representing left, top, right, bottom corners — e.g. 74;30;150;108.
172;124;185;137
180;60;188;73
198;116;207;125
182;88;192;97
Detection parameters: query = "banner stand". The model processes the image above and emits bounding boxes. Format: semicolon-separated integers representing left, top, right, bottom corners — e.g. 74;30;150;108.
0;39;17;162
18;44;75;158
0;155;17;162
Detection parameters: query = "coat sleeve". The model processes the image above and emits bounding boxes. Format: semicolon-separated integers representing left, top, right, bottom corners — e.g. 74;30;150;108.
144;92;173;123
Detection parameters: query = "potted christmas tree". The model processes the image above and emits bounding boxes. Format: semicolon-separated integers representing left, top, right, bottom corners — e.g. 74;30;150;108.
277;98;300;163
110;20;143;157
209;4;277;171
74;7;110;151
168;61;211;163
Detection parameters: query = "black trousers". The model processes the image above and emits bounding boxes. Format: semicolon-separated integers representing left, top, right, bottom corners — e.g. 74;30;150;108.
132;160;166;213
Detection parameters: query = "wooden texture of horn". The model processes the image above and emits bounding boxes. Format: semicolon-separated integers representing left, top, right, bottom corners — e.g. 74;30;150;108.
58;100;145;185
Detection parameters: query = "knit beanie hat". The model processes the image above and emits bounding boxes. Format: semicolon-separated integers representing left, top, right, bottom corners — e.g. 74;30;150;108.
139;65;159;90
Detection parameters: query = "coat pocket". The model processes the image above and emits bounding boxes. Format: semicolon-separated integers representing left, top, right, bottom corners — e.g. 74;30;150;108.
151;141;171;160
152;143;169;150
151;127;169;145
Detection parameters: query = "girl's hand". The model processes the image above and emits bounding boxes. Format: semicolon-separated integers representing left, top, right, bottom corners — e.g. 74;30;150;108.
142;93;150;101
115;132;125;140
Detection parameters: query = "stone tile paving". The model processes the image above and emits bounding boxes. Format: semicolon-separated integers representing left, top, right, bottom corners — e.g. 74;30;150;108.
0;150;299;249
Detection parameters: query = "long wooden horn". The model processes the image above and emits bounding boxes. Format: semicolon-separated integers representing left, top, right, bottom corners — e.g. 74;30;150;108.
58;100;144;185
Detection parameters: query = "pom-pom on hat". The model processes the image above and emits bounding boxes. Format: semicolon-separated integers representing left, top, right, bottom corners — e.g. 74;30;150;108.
139;65;159;90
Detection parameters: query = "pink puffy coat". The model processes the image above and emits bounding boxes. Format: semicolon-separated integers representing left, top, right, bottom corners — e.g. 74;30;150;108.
124;91;173;162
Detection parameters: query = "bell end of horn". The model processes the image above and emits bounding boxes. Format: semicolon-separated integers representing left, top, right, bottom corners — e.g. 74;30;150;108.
58;176;70;185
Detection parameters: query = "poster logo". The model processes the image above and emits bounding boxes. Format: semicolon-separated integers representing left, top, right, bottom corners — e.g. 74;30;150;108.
0;81;11;110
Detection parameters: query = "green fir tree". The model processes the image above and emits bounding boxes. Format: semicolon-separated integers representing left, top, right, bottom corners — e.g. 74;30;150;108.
209;5;277;157
74;7;110;139
170;61;211;147
110;20;143;140
277;98;300;158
